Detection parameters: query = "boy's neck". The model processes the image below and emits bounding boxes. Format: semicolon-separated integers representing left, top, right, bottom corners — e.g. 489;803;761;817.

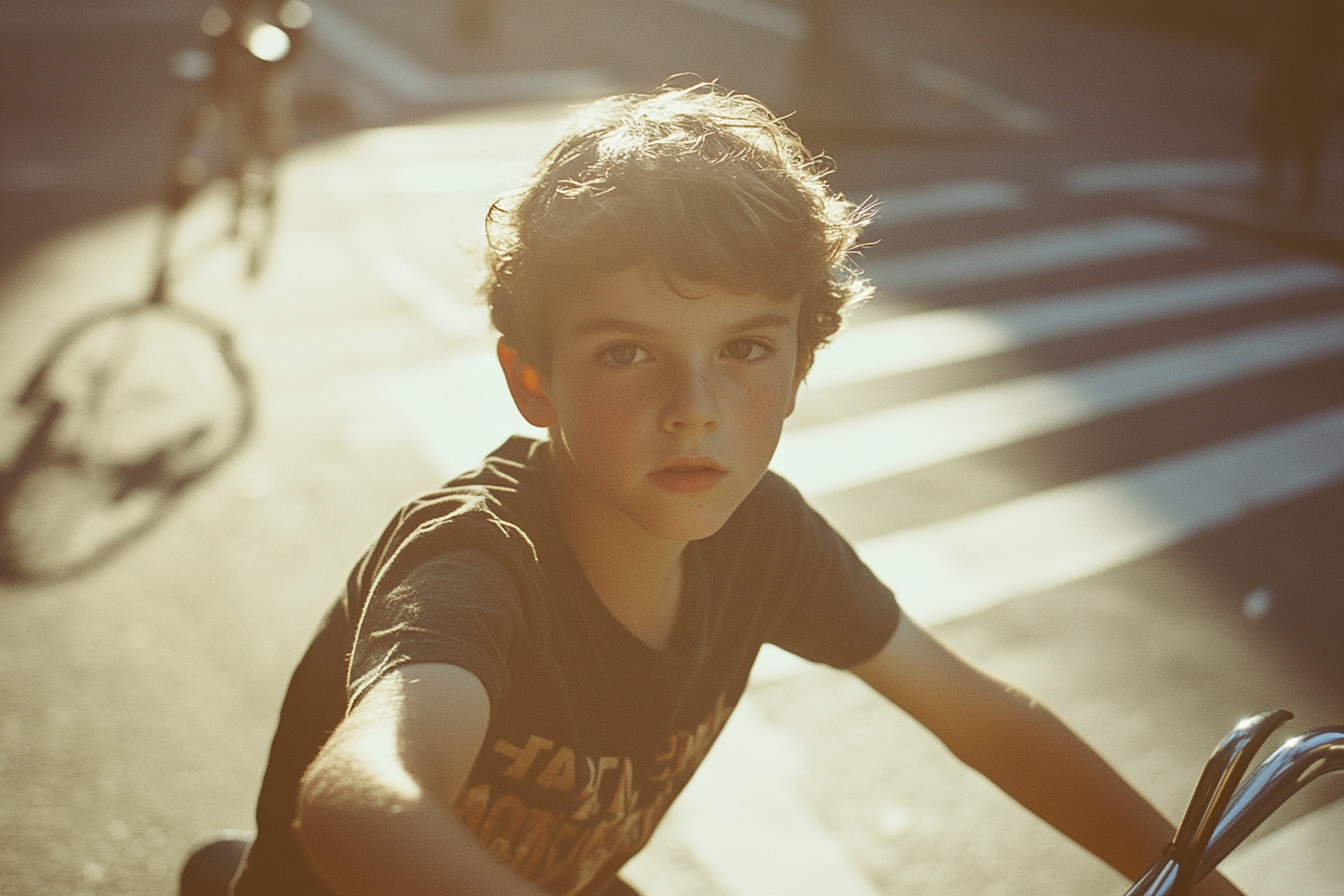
544;446;687;652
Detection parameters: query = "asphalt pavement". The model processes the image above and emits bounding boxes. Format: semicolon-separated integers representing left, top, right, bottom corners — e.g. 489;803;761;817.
1;2;1341;895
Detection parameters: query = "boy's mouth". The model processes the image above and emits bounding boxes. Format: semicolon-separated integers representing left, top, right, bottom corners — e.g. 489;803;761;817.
648;458;727;494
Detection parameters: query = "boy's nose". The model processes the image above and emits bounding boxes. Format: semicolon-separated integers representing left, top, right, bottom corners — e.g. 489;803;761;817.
661;361;719;433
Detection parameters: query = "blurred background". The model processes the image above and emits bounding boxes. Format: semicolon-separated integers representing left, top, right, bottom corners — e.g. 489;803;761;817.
1;1;1342;894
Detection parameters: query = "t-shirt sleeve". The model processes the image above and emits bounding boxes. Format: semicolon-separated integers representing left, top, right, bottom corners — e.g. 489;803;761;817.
757;474;901;668
347;548;524;712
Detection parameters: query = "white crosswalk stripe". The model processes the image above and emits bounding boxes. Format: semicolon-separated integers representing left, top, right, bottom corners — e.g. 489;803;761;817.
778;313;1344;496
859;216;1201;293
305;0;610;105
807;261;1344;389
669;0;807;40
1065;158;1258;194
871;179;1025;225
857;405;1344;625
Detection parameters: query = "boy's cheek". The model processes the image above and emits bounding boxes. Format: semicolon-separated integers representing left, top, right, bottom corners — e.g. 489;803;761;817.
552;389;646;459
559;368;658;421
737;371;800;419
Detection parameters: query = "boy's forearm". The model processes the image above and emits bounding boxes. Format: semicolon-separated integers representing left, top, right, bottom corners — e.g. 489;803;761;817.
297;734;546;896
953;695;1168;879
852;619;1245;895
951;695;1242;895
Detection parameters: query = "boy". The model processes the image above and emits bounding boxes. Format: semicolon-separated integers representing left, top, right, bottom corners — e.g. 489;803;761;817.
222;84;1244;896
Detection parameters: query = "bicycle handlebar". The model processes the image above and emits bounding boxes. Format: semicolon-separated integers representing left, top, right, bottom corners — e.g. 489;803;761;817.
1197;725;1344;874
1125;713;1344;896
1168;709;1292;893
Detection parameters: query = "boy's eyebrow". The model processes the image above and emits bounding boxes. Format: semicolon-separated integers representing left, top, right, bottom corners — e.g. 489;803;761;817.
728;312;796;333
571;316;659;338
572;313;795;337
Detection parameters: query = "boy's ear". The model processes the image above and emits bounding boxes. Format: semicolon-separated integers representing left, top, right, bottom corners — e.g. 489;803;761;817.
497;339;557;428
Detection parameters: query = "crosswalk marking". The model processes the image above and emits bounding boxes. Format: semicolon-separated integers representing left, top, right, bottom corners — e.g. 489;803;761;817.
857;405;1344;626
872;179;1025;226
777;313;1344;495
805;261;1344;390
1065;159;1257;194
907;60;1058;137
859;216;1201;294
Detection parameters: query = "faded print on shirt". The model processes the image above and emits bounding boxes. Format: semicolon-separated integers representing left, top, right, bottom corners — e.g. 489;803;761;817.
454;692;734;895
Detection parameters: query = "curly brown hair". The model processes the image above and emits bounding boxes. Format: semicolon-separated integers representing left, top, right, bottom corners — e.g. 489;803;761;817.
483;82;874;378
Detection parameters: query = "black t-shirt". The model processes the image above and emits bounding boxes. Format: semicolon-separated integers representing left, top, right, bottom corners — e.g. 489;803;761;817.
234;437;899;896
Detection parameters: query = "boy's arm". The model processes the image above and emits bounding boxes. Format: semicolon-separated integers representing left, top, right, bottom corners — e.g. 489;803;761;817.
849;613;1245;896
296;662;547;896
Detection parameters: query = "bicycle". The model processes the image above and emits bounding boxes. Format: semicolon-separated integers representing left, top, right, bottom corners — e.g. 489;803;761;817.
163;0;313;281
0;2;311;583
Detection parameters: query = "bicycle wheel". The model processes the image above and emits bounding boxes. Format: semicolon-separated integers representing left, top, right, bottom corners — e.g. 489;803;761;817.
165;78;280;281
232;46;298;280
0;303;255;581
165;100;228;215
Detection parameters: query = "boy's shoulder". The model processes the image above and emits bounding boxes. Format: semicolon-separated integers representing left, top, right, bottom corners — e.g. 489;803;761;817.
350;437;551;599
389;437;545;536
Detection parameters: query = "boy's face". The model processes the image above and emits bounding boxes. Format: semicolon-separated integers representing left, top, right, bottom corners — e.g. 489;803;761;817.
524;265;802;543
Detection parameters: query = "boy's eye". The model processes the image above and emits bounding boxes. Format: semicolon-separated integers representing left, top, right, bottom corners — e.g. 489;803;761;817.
601;343;649;366
723;339;769;362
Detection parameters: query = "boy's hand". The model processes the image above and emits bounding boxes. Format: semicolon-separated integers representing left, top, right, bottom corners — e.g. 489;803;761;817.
296;663;547;896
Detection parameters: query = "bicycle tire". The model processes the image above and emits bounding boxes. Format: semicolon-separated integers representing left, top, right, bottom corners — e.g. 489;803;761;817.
164;100;228;215
233;45;297;281
233;153;279;279
0;302;255;581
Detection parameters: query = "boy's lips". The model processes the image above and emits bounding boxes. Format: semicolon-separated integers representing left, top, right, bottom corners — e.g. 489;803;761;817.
648;457;728;494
